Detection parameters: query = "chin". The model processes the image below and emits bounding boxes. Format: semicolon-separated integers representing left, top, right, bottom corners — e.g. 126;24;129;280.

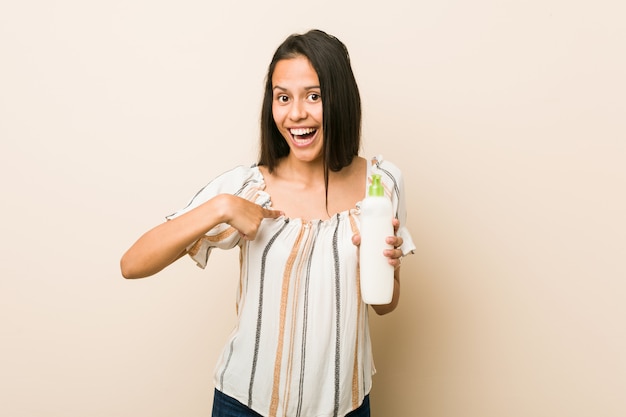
289;149;323;163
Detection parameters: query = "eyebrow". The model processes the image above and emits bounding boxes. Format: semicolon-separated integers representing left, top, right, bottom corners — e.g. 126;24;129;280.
272;85;321;91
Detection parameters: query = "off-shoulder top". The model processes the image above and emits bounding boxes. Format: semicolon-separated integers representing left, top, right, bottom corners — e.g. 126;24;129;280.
166;156;415;417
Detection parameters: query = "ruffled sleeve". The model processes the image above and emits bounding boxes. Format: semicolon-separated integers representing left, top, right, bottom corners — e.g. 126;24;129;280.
371;156;416;257
165;165;269;268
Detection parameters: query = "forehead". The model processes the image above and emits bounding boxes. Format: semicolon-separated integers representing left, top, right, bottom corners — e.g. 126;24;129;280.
272;56;319;87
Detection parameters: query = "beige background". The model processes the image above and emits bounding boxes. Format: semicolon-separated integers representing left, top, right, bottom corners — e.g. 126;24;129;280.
1;1;625;416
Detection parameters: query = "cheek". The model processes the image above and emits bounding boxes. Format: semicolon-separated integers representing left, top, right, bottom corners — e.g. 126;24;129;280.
271;108;290;139
272;105;284;125
313;105;323;123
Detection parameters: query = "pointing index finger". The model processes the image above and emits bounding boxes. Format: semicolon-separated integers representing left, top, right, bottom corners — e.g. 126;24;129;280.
263;208;284;218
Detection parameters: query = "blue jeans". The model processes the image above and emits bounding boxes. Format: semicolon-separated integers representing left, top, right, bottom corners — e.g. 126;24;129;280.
211;389;371;417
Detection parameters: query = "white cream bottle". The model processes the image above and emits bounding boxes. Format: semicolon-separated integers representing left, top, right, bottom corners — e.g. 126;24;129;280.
359;174;394;304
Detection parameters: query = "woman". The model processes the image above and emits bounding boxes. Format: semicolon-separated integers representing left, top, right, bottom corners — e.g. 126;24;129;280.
121;29;415;417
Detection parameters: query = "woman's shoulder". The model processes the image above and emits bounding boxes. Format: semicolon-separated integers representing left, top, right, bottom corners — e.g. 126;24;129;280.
167;164;263;219
369;155;404;179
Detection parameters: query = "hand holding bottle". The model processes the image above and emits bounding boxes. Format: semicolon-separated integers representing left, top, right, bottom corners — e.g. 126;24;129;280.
352;218;404;269
358;174;396;305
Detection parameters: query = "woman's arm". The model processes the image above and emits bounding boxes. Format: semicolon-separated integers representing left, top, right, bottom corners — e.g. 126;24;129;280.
120;194;282;279
352;218;404;315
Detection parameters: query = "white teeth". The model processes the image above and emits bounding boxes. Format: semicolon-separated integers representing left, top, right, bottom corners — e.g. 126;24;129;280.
290;128;316;136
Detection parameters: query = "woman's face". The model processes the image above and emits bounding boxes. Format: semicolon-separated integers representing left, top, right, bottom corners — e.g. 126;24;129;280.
271;56;324;164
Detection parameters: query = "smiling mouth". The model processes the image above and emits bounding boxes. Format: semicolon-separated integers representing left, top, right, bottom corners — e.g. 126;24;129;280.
289;127;317;141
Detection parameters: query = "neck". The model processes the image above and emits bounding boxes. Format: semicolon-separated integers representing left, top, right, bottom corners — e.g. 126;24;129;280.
276;155;327;186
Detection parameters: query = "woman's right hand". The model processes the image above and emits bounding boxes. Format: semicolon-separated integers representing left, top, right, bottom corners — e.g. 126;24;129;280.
121;194;282;279
214;194;283;240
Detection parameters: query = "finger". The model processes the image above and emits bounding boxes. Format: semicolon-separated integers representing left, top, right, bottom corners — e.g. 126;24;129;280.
384;246;403;258
263;208;284;218
386;235;403;247
392;218;400;232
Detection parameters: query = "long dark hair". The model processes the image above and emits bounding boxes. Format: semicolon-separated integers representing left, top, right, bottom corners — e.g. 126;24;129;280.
258;29;362;199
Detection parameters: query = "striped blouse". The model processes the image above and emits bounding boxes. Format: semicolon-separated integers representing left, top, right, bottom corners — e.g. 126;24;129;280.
166;156;415;417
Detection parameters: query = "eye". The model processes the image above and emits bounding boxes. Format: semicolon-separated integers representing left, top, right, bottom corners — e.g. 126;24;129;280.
308;93;321;102
276;95;289;103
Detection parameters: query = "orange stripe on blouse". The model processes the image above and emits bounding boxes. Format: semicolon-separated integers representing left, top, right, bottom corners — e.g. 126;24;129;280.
188;227;238;257
349;213;362;408
269;223;306;417
282;223;316;416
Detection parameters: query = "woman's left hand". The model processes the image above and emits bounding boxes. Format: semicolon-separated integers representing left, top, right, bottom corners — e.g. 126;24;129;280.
352;218;404;269
385;218;404;270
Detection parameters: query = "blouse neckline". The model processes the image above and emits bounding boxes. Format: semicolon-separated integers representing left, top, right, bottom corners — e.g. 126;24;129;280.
251;161;373;225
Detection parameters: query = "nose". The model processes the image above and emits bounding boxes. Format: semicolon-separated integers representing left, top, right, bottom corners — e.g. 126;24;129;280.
289;100;307;121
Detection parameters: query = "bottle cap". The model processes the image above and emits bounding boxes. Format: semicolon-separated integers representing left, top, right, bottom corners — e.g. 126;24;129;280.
369;174;384;197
